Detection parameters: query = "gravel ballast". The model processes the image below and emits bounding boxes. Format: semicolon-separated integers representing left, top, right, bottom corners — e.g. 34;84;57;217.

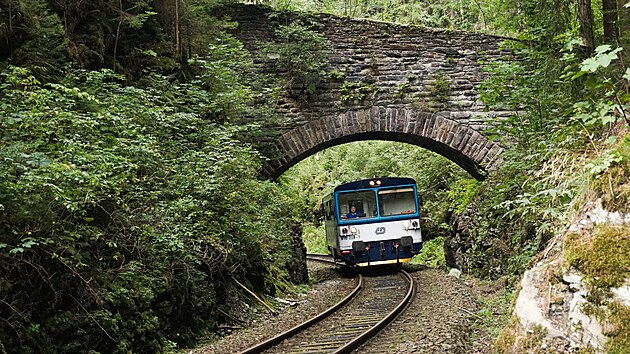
190;262;499;353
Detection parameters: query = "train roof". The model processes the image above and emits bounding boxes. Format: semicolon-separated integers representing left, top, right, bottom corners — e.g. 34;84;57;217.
334;177;416;192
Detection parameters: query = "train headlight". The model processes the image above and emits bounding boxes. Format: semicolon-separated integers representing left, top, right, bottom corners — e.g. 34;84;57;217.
350;227;358;234
403;220;411;230
412;221;419;228
342;228;348;234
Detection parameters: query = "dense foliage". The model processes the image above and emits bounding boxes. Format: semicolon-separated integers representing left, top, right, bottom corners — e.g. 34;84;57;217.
0;5;308;351
1;0;630;352
0;65;307;352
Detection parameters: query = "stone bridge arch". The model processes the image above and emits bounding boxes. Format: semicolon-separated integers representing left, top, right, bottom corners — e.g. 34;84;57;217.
220;4;513;180
263;108;502;180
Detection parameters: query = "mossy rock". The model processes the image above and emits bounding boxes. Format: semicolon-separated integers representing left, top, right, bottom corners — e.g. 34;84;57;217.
606;301;630;353
564;224;630;289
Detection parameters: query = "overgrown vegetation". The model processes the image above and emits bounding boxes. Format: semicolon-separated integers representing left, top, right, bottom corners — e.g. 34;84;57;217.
2;0;630;352
0;63;308;352
409;236;447;269
262;21;328;98
0;1;309;352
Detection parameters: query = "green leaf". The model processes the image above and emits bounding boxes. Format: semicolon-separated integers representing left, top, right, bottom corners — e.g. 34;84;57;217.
571;70;587;79
605;136;617;145
623;68;630;81
580;58;599;73
594;44;612;55
579;46;621;73
9;247;24;254
143;49;157;57
595;49;620;68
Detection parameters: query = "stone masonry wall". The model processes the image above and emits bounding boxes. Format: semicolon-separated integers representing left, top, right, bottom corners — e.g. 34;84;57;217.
219;4;513;179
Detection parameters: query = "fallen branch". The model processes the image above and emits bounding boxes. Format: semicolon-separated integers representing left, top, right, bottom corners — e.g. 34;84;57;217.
231;276;277;315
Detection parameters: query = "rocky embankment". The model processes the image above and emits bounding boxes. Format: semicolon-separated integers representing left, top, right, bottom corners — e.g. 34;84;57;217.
499;199;630;353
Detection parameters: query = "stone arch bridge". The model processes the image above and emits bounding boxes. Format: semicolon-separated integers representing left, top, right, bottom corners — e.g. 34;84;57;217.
219;4;514;180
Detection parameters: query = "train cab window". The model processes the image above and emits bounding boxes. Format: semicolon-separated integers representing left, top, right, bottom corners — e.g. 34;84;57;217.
338;190;376;220
378;187;417;216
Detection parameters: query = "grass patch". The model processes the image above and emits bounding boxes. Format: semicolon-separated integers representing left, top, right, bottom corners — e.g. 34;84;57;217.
410;236;446;269
590;135;630;213
474;285;513;337
302;223;327;254
564;224;630;288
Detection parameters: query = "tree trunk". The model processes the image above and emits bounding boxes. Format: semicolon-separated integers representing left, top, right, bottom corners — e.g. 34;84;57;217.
602;0;619;43
175;0;180;57
577;0;595;54
619;0;629;36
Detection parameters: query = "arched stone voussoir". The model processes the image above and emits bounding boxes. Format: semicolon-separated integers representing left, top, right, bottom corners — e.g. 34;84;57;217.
263;108;503;181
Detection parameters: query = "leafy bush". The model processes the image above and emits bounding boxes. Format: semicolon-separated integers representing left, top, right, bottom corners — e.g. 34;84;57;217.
302;223;328;254
0;51;305;352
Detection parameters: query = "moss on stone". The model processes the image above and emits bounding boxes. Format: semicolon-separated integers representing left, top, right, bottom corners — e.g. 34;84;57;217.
606;301;630;353
492;317;519;353
430;71;451;104
492;319;548;354
564;224;630;289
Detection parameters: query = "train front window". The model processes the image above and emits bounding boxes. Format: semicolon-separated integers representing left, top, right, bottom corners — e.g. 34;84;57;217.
378;187;417;216
338;190;377;219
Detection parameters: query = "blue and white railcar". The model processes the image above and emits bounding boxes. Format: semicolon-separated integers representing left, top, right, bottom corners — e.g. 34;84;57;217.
323;177;422;266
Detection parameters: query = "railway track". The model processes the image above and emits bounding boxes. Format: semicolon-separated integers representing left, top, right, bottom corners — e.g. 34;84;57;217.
239;254;415;354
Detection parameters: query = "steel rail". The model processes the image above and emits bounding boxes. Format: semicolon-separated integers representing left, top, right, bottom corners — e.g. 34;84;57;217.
237;254;363;354
332;268;415;354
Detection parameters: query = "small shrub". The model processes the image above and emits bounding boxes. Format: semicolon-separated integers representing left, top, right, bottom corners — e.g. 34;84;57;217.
339;80;377;103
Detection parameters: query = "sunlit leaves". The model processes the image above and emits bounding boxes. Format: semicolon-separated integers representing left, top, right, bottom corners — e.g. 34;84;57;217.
586;151;624;176
575;45;623;77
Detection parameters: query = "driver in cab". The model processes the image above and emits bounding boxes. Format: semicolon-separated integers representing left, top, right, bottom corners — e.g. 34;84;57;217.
343;205;364;219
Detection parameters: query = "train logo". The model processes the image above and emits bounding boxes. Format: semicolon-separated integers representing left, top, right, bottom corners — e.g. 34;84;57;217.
375;227;386;235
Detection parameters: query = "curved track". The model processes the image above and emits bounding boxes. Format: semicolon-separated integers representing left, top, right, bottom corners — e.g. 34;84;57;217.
239;254;415;354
